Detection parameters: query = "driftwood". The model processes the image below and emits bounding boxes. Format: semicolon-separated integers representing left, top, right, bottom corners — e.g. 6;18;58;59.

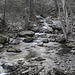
53;68;75;75
9;63;45;75
24;65;38;67
34;66;45;75
21;69;30;75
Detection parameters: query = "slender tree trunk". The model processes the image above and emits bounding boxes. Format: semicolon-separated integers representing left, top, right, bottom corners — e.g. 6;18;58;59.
3;0;6;20
54;0;59;17
24;7;29;30
58;0;67;40
29;0;35;21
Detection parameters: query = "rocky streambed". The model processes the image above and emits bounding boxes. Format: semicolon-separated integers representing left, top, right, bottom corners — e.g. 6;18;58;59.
0;31;75;75
0;16;75;75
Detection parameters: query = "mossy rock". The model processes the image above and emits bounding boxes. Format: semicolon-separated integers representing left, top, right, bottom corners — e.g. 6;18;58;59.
66;42;75;48
7;48;21;53
0;34;9;44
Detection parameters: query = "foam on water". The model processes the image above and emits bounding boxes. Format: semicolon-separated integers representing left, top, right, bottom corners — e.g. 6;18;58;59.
0;66;7;75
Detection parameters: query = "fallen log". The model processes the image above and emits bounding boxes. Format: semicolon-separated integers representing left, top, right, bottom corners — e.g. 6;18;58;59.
34;66;45;75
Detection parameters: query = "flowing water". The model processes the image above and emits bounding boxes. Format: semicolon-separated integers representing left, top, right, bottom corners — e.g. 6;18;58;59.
0;19;75;74
0;66;7;75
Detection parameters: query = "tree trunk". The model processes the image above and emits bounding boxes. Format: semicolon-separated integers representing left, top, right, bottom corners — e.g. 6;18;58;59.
54;0;59;17
29;0;35;21
3;0;6;20
24;7;30;30
58;0;67;40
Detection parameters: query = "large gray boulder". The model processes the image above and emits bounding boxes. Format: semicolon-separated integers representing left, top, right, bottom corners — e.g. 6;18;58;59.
18;31;35;37
49;20;62;30
39;26;53;33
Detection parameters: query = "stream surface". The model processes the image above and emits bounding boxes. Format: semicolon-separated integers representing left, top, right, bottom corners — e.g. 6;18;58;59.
0;34;75;75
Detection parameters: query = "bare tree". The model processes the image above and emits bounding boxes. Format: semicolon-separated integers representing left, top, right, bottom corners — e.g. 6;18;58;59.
54;0;59;17
29;0;35;21
3;0;6;20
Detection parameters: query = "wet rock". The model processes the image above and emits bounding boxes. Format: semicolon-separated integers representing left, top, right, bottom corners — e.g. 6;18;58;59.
37;42;43;46
23;37;34;42
0;34;9;44
36;15;43;20
39;26;53;33
9;38;20;45
17;60;24;65
49;38;56;42
34;57;46;61
72;48;75;50
55;35;66;43
18;31;35;37
35;33;47;38
54;29;58;34
7;48;22;53
50;20;62;30
8;33;18;39
0;44;3;48
35;38;49;43
42;38;49;43
39;20;45;23
70;50;75;53
31;26;39;32
51;24;62;30
47;34;58;38
2;63;18;72
57;38;66;43
46;20;53;24
66;42;75;48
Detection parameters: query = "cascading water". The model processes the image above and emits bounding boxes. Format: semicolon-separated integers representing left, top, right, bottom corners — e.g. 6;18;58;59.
0;66;7;75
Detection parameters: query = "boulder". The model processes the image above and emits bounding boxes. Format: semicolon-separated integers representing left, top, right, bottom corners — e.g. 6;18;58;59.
23;37;34;42
9;38;20;45
36;15;43;20
46;20;53;24
7;48;22;53
31;24;39;32
18;31;35;37
42;38;49;43
66;42;75;48
55;35;66;43
37;42;43;46
0;44;3;48
48;20;62;30
34;57;46;61
39;26;53;33
35;33;47;38
0;34;9;44
51;24;62;30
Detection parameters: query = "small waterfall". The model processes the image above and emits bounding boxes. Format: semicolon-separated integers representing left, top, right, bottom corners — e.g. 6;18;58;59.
0;66;7;75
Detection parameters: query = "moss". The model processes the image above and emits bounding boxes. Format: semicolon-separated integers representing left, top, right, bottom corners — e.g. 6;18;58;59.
66;42;75;48
0;34;9;44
